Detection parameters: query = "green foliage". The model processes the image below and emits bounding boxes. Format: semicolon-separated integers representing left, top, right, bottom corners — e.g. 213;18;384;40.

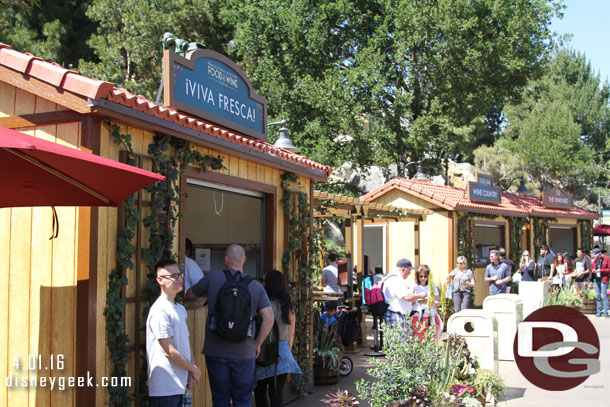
578;219;593;252
80;0;233;99
456;213;496;267
471;368;505;403
0;0;95;67
357;323;462;407
105;123;138;406
532;217;557;255
544;285;584;308
313;315;342;370
281;172;314;395
476;48;610;197
224;0;560;177
507;217;528;264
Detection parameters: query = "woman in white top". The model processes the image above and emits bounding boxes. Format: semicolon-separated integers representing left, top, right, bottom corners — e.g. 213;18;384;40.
410;265;442;340
447;256;475;313
550;252;570;287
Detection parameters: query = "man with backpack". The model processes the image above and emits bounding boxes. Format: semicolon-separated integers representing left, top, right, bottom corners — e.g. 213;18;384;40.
187;244;274;407
383;259;427;330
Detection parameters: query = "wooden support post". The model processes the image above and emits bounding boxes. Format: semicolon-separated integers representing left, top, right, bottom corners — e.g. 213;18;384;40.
414;219;421;266
357;211;368;346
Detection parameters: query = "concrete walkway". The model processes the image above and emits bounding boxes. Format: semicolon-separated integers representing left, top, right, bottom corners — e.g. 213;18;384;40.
287;314;610;407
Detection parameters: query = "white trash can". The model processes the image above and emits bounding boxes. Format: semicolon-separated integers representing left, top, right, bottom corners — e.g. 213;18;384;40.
518;281;548;318
447;310;498;372
483;294;523;361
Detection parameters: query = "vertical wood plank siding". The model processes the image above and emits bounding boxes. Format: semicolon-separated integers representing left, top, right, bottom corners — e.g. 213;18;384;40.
0;80;314;407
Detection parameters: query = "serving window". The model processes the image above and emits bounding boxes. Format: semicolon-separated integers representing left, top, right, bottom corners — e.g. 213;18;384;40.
473;221;505;266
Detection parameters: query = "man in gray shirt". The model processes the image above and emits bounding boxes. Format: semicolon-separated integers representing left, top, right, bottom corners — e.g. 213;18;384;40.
187;244;273;407
484;250;511;295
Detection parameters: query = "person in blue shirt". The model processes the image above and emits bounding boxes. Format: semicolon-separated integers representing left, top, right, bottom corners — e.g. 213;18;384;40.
484;250;511;295
321;301;338;327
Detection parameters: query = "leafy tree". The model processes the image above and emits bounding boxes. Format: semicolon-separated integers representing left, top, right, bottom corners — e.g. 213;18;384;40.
0;0;95;67
80;0;233;99
224;0;561;177
478;48;610;197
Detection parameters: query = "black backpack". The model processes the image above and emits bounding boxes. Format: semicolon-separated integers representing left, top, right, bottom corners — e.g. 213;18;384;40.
255;316;280;367
212;270;253;342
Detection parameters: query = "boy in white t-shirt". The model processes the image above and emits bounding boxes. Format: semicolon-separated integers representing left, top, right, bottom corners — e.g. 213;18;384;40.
146;259;201;406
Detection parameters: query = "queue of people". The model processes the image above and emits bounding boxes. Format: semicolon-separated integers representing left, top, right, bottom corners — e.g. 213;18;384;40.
146;242;609;407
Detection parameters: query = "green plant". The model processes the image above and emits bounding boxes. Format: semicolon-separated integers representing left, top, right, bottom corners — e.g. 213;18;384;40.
357;323;446;407
313;312;342;370
105;123;138;406
543;285;584;307
472;368;505;403
281;172;315;394
321;390;360;407
587;289;597;300
426;341;462;405
446;334;479;381
462;398;483;407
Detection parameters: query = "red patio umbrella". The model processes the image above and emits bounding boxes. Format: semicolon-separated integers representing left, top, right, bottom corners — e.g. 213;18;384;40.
593;224;610;236
0;125;165;207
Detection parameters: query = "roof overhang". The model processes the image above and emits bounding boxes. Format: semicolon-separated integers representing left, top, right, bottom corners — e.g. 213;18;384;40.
88;98;329;182
313;190;429;221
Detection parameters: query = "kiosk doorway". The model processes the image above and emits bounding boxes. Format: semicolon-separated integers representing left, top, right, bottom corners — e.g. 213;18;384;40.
185;179;264;279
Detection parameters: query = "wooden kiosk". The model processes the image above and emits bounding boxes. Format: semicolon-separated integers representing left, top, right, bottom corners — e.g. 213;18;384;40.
361;177;597;305
0;42;330;406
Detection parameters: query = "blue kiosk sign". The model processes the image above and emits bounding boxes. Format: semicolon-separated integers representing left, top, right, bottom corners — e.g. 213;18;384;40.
164;49;268;141
466;174;502;204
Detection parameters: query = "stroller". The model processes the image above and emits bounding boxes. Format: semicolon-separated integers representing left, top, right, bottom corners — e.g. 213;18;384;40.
332;305;360;376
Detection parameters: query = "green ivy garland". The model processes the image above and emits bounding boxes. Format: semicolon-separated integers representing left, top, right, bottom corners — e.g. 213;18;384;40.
578;219;593;252
105;123;138;406
532;217;557;253
140;133;223;398
456;213;496;267
506;216;528;264
107;126;223;404
280;172;314;395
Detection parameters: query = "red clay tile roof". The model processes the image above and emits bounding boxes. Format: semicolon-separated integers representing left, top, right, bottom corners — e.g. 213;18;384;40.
0;42;331;177
361;178;598;219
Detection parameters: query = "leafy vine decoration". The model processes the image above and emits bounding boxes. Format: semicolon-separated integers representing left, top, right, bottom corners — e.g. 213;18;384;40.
505;216;528;264
107;126;223;404
532;217;557;253
280;172;314;395
139;133;223;398
578;219;593;252
456;213;496;267
105;123;138;406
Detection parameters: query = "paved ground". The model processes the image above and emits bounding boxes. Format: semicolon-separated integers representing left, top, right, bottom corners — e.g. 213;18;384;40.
287;314;610;407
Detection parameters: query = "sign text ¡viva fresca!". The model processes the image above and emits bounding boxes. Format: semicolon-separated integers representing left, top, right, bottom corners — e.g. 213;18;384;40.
184;78;257;123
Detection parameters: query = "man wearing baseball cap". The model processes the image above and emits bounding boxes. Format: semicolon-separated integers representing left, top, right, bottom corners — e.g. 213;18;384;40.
591;247;610;317
382;258;427;329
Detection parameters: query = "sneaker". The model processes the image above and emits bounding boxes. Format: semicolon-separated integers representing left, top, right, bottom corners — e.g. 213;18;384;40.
596;314;602;317
602;314;607;319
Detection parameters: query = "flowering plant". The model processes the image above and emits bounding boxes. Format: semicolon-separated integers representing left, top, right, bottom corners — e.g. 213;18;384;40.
450;383;475;397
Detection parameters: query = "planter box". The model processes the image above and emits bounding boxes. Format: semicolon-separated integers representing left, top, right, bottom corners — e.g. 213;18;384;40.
313;354;341;386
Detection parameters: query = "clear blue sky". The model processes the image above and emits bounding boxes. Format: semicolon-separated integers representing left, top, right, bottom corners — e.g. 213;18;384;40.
551;0;610;82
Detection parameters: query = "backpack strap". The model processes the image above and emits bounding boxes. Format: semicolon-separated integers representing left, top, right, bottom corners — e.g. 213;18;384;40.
382;274;399;307
223;269;253;284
